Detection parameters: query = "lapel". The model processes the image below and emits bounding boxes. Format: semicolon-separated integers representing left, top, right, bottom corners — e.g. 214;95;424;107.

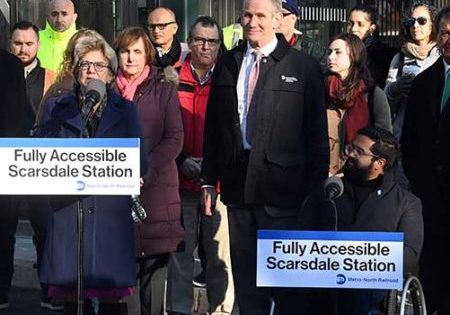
231;42;246;83
351;173;396;225
51;93;83;135
430;57;445;124
95;91;127;137
52;90;127;137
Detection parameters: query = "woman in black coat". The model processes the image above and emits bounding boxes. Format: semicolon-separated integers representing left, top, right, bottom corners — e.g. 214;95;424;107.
348;4;395;88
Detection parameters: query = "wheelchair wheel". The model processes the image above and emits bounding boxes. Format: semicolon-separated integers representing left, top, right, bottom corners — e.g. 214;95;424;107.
386;275;427;315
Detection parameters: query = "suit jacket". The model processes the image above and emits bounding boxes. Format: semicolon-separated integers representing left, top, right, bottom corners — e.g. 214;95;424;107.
0;49;27;137
401;56;450;235
202;35;329;208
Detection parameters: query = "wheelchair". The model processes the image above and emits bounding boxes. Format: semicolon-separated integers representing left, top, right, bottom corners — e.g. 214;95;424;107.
385;274;427;315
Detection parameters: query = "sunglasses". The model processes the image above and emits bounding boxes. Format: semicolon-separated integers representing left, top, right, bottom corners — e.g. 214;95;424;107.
405;16;428;28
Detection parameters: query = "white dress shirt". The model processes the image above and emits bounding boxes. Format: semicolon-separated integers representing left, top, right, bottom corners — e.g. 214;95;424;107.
236;36;278;149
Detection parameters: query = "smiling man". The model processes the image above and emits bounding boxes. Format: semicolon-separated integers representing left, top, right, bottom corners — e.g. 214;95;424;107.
37;0;78;72
201;0;329;314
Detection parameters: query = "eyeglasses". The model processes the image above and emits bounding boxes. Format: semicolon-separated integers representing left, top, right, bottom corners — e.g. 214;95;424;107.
77;61;109;72
405;16;428;28
344;144;380;159
192;36;221;47
147;21;176;31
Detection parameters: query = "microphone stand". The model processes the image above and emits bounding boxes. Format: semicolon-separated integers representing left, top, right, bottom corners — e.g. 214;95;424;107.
76;102;95;315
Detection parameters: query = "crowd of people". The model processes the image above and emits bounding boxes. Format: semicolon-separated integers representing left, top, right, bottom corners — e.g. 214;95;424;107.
0;0;449;314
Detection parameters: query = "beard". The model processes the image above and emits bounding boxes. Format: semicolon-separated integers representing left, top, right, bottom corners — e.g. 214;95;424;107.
342;158;373;184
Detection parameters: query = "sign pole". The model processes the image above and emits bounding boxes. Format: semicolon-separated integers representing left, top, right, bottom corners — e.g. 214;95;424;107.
77;199;84;315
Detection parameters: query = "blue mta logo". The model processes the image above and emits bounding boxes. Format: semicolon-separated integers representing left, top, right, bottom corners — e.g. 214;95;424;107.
336;274;346;285
76;181;86;191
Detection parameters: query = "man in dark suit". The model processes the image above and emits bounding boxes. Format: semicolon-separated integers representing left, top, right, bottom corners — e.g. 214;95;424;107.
0;49;27;310
201;0;329;314
401;5;450;314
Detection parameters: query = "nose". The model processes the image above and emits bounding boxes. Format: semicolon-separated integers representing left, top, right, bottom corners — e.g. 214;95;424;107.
86;63;96;73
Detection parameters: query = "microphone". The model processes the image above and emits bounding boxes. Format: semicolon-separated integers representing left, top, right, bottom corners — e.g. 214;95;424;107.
324;176;344;200
81;79;106;119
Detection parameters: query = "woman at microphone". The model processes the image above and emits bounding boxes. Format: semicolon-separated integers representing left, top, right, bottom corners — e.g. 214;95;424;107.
35;37;146;315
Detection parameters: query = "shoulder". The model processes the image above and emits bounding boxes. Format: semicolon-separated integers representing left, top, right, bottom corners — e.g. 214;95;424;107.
415;57;442;81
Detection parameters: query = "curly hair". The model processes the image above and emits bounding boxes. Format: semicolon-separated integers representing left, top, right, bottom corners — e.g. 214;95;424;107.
401;2;437;44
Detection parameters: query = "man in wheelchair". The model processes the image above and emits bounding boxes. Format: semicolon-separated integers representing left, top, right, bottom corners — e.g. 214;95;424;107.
299;127;424;314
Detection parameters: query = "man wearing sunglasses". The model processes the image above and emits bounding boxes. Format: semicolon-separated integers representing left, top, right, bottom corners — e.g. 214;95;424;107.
147;7;188;68
300;127;423;314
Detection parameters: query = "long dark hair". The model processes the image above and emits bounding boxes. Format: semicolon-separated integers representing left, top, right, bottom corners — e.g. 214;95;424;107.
327;33;374;103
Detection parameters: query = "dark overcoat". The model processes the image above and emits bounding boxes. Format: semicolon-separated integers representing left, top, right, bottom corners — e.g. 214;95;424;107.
202;34;329;208
36;90;146;288
131;65;185;258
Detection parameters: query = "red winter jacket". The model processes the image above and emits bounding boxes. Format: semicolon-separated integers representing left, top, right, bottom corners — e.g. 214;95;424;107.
177;55;213;192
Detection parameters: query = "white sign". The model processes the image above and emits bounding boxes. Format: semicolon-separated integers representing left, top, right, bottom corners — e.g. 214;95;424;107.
257;230;403;290
0;138;141;195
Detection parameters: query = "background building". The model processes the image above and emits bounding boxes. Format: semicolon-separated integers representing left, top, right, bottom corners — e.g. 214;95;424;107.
1;0;450;50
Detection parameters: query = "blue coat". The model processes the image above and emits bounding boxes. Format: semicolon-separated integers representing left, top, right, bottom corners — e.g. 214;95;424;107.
36;90;146;289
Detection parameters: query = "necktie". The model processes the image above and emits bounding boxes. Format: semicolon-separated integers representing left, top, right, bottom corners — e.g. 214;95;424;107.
246;50;263;145
441;69;450;113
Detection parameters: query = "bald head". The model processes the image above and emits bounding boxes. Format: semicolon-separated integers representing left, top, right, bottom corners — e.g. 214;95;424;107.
148;7;176;22
47;0;77;32
147;7;178;51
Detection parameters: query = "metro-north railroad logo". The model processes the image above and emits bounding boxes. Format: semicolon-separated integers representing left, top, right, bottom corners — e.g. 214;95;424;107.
336;274;346;285
76;180;86;191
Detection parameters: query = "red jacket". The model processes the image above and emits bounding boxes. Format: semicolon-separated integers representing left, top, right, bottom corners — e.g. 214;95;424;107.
178;55;213;192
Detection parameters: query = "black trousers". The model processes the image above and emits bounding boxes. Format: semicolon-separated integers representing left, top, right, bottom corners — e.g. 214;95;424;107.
137;254;169;315
0;196;49;297
227;205;313;315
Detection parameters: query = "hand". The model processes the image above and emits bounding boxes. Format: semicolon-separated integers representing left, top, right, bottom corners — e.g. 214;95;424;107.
389;75;414;97
397;75;414;95
180;157;202;179
201;187;217;216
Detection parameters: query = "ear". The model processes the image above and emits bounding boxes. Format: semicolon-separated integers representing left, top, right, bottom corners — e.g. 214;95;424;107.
272;12;282;29
173;23;179;35
374;157;386;171
73;13;78;23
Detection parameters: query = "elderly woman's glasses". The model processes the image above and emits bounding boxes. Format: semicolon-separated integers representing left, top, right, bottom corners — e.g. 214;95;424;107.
405;16;428;28
344;144;380;159
78;61;109;72
147;21;176;31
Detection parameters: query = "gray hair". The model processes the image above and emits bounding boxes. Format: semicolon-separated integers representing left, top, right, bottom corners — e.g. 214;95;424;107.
72;37;118;79
242;0;282;13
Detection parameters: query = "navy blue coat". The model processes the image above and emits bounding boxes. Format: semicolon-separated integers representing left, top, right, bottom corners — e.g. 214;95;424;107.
36;90;146;289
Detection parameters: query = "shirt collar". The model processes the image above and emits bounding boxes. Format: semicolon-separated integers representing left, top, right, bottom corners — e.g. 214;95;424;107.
24;59;38;78
189;61;215;85
245;35;278;58
444;58;450;77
